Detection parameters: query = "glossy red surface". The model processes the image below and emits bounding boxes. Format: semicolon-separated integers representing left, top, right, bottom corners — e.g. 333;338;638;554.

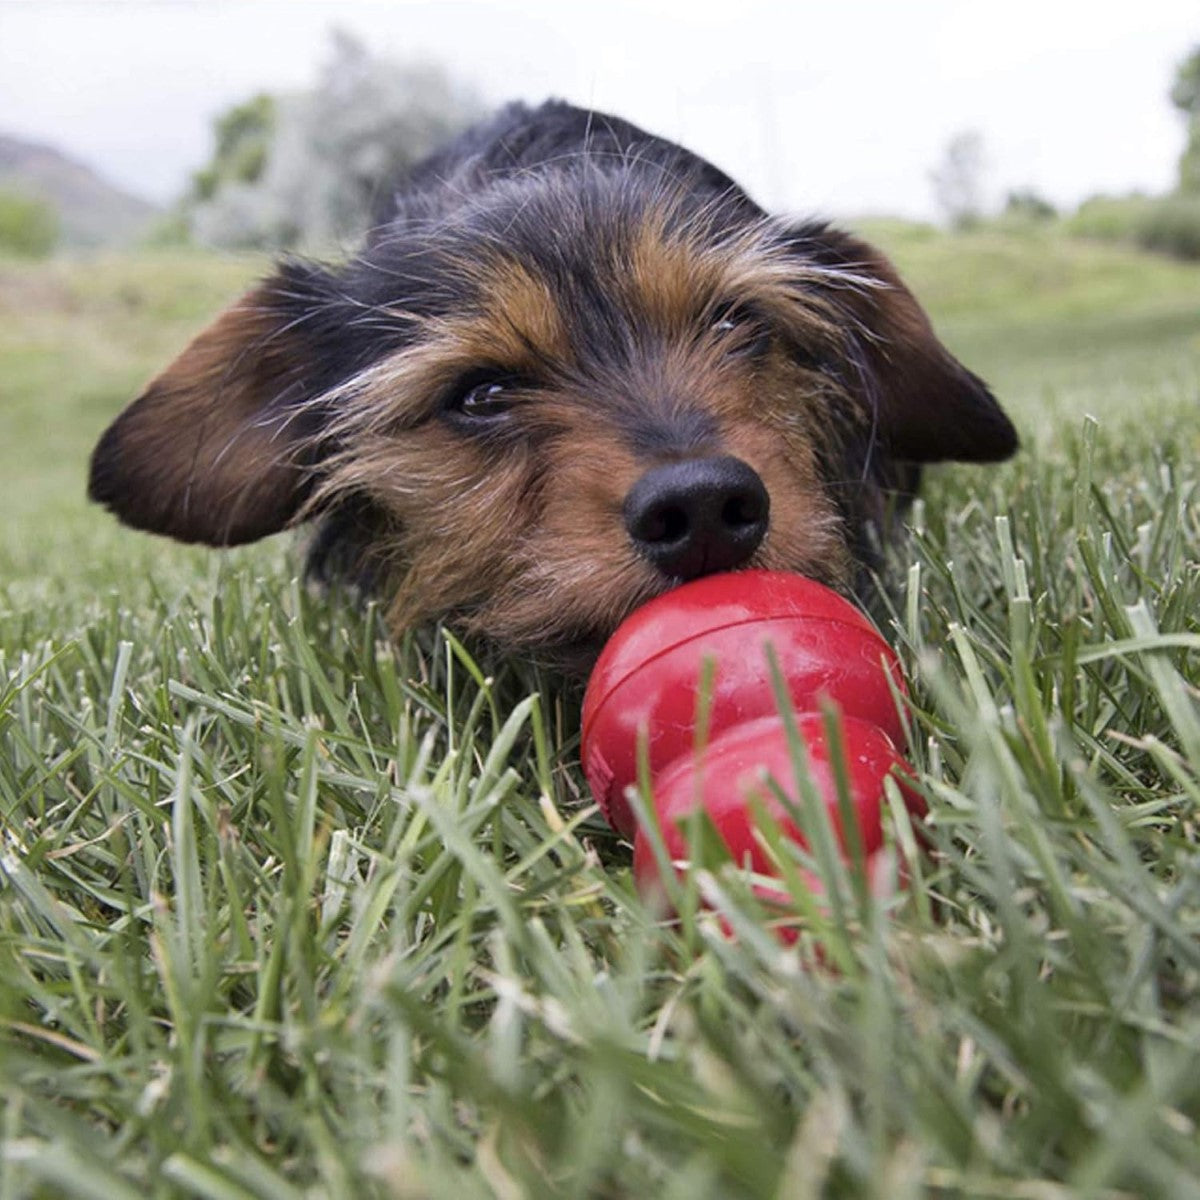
581;571;905;835
631;713;923;907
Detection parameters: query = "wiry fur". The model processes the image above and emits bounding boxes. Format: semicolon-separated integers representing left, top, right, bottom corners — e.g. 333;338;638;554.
89;100;1017;669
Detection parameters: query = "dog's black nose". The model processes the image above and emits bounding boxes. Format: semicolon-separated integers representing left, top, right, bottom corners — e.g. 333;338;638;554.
623;455;770;580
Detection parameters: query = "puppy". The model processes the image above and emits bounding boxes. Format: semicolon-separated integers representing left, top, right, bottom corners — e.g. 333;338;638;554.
89;100;1016;669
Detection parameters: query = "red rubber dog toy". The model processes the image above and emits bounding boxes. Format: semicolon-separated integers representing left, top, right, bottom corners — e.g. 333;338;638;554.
580;570;922;910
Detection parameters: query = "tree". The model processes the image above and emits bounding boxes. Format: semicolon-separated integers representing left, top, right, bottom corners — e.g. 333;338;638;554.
189;30;484;250
189;93;275;203
929;131;987;230
1003;188;1057;222
1170;44;1200;193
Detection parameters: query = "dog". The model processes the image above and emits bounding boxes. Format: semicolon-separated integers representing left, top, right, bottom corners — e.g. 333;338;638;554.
89;100;1017;670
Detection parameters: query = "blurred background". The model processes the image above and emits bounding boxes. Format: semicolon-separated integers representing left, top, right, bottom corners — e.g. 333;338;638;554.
1;0;1198;250
0;0;1197;588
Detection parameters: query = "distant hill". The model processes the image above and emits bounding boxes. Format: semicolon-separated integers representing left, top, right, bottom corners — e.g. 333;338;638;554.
0;133;160;248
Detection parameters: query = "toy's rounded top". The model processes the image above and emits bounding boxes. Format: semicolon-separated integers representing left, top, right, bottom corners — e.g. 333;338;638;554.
582;570;880;730
580;570;904;835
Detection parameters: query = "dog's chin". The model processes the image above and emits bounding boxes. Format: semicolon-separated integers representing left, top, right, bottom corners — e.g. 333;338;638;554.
522;635;612;679
453;624;615;681
443;570;676;678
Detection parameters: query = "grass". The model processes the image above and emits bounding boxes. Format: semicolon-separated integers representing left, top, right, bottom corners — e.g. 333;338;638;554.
1;231;1199;1198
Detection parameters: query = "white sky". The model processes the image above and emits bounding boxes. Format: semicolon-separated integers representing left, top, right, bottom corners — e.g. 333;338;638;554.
0;0;1196;221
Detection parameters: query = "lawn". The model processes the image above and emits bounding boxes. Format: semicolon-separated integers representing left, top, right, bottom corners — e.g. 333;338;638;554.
1;228;1198;1199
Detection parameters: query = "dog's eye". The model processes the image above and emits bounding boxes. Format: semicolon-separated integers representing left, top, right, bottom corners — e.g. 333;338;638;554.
461;381;510;417
710;303;771;358
446;373;519;422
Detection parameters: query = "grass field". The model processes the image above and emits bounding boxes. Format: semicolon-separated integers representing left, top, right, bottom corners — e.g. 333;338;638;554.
1;227;1198;1199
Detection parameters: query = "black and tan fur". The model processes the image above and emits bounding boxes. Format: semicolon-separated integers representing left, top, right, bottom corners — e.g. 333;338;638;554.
89;101;1017;668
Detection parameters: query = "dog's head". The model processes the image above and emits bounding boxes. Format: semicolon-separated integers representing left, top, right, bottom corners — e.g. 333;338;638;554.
90;164;1016;661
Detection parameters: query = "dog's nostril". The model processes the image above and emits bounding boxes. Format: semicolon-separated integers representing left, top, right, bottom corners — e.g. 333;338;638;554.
722;491;765;528
638;504;689;545
623;455;770;580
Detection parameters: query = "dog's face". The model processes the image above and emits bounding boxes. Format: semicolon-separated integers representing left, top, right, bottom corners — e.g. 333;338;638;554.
90;156;1016;665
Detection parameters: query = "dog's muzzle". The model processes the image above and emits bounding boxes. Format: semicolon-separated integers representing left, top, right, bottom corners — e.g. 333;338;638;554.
623;455;769;580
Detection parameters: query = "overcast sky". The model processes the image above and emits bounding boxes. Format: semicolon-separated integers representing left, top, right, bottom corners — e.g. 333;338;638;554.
1;0;1196;221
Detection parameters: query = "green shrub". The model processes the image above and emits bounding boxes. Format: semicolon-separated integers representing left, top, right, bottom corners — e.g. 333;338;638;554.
0;188;58;257
1067;192;1200;261
1065;193;1157;242
141;208;194;249
1135;194;1200;260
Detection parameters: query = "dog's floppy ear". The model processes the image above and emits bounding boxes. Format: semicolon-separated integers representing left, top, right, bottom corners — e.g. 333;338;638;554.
88;263;351;545
791;223;1018;464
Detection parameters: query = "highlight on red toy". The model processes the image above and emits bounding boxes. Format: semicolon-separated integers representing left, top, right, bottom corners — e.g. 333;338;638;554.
580;570;924;924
